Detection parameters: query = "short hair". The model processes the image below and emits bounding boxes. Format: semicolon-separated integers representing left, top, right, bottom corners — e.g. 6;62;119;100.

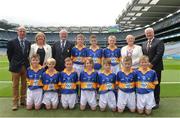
90;34;96;40
103;58;111;65
122;56;132;64
139;55;149;62
30;54;40;61
76;34;85;40
35;32;46;44
145;27;154;34
47;58;56;65
84;57;94;67
64;57;72;63
125;35;135;40
17;26;26;31
59;29;68;34
108;35;116;40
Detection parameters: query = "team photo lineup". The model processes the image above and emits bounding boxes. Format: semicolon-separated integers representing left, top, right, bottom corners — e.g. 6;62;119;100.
0;0;179;117
6;26;164;115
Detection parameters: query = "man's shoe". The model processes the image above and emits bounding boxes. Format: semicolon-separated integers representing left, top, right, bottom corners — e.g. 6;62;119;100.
12;105;18;111
153;104;159;110
20;102;26;106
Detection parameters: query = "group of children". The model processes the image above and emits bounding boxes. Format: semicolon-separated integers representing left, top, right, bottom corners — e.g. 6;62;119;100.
27;55;157;115
26;34;158;115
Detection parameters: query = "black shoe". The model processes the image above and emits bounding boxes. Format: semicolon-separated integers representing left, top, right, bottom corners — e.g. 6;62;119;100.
153;104;159;110
20;102;26;106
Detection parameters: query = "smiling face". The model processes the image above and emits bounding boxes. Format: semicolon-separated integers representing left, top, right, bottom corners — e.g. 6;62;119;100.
85;59;93;70
90;37;97;46
140;59;149;69
17;27;26;39
60;31;68;41
145;28;154;40
123;61;132;69
65;60;73;69
36;34;45;46
31;57;40;67
108;36;116;47
76;35;84;46
126;35;135;46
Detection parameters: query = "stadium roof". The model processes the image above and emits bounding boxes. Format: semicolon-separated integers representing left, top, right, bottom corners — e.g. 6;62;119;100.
116;0;180;30
0;0;179;33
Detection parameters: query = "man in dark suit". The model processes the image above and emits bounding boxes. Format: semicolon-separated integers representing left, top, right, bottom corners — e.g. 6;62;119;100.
7;26;31;110
52;29;74;72
142;27;165;109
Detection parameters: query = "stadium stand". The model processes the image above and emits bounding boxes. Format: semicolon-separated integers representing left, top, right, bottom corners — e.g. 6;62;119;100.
0;0;180;58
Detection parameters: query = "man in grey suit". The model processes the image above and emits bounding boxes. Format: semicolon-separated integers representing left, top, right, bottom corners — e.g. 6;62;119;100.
52;29;74;72
142;27;165;109
7;26;31;110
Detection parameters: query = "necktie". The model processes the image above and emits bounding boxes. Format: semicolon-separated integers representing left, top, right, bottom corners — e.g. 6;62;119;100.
20;40;25;54
147;40;151;52
61;41;65;51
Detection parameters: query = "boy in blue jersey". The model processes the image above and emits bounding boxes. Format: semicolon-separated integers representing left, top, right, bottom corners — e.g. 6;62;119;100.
26;54;45;110
42;58;59;110
98;59;116;112
116;56;136;113
71;34;87;77
135;55;158;115
87;35;103;72
79;57;98;111
103;35;121;74
59;57;78;109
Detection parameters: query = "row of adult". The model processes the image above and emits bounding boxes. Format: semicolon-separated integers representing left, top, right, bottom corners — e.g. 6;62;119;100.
7;26;164;110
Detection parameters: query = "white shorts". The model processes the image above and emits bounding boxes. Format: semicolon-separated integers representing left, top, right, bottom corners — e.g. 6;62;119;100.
42;92;59;107
80;90;97;108
99;91;116;109
117;89;136;110
26;88;43;106
61;93;77;109
137;92;156;110
111;64;120;74
73;63;84;78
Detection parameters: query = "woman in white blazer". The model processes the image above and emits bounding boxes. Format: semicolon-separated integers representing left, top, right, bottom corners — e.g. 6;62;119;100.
29;32;52;67
121;35;143;69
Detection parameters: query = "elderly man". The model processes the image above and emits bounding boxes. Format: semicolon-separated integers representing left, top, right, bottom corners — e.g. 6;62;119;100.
52;29;74;72
7;26;31;110
142;27;164;109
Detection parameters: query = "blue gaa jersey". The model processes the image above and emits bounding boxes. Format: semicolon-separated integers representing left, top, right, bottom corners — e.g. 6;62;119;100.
71;45;87;65
80;69;98;91
135;68;158;94
103;47;121;66
59;69;78;94
98;71;116;94
87;47;103;70
116;68;136;93
42;69;59;92
26;65;45;90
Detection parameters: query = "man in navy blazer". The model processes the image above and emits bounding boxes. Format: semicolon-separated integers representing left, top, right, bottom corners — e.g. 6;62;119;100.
142;27;165;109
7;26;31;110
52;29;74;72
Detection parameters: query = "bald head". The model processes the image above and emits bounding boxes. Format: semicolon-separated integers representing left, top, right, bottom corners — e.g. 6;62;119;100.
145;27;154;40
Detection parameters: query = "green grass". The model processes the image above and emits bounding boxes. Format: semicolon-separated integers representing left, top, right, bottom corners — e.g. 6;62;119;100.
164;59;180;70
0;56;180;117
0;97;180;117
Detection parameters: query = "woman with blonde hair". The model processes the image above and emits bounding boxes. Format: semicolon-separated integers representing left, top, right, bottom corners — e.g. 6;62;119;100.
121;35;143;69
29;32;52;67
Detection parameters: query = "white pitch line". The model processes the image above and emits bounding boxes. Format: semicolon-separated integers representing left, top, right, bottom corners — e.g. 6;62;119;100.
0;81;180;84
